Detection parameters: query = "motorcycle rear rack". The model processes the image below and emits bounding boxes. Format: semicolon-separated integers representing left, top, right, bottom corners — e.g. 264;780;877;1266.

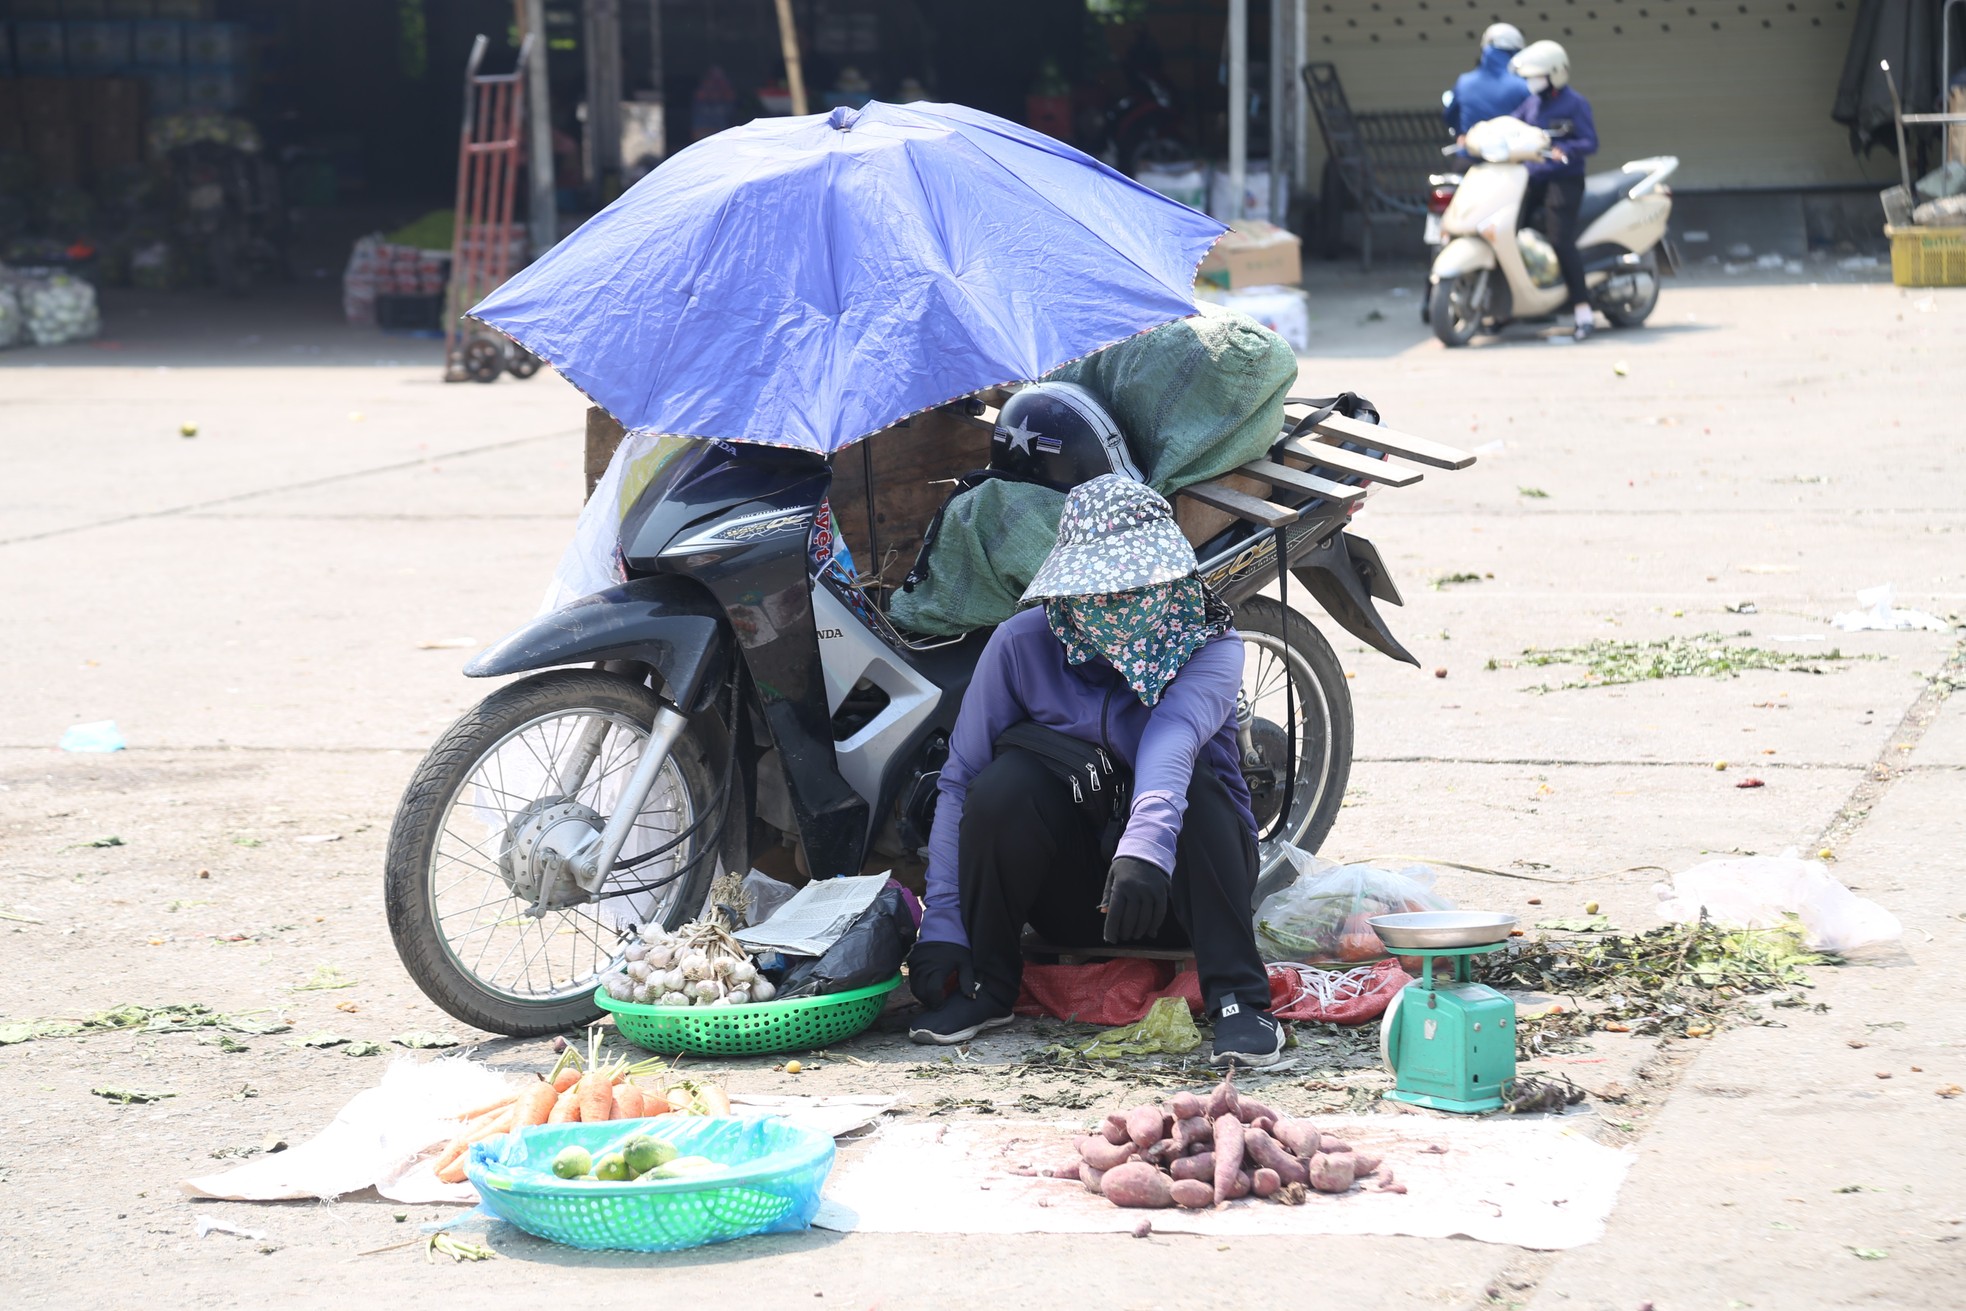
1177;400;1475;534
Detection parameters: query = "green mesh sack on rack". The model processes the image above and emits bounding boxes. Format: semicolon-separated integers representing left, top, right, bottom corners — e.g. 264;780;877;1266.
888;308;1297;637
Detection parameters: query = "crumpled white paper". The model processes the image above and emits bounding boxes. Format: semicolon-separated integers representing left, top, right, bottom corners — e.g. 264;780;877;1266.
1831;584;1952;633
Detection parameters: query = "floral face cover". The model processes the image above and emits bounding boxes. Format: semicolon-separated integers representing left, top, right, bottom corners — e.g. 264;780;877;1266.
1045;575;1229;706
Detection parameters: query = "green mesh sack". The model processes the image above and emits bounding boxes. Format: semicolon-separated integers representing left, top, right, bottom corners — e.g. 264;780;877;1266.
1046;306;1298;495
886;478;1067;637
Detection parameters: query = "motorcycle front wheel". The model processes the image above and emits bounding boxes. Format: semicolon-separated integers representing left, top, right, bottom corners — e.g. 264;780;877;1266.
1234;596;1355;906
384;669;722;1035
1429;273;1484;347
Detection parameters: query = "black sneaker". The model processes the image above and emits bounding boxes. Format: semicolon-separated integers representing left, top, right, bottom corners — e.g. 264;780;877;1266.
908;992;1015;1045
1210;996;1286;1068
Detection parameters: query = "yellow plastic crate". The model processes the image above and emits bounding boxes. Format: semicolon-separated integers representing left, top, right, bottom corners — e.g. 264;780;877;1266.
1886;225;1966;287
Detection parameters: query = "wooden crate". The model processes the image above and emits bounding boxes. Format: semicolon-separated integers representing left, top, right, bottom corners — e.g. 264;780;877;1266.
80;77;147;176
828;406;993;589
17;78;83;190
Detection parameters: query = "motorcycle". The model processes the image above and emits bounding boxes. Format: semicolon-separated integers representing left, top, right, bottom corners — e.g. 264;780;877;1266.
1419;171;1462;323
383;397;1466;1035
1428;117;1678;347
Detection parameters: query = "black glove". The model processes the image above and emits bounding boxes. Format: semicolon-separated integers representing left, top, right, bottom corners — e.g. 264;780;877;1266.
906;939;976;1007
1101;856;1171;944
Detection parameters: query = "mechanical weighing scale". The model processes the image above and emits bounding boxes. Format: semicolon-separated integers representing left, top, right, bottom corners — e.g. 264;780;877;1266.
1369;912;1521;1114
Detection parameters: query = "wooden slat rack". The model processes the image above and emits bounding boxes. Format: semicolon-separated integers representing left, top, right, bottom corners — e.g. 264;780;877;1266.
1174;402;1475;534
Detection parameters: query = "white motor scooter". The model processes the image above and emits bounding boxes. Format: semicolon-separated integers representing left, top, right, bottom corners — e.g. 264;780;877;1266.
1428;117;1679;347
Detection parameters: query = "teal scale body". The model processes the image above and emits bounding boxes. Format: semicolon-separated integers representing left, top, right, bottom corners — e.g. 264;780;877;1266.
1380;947;1517;1113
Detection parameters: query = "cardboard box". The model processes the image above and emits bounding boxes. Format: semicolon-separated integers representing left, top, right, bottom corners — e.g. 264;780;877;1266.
1196;220;1303;290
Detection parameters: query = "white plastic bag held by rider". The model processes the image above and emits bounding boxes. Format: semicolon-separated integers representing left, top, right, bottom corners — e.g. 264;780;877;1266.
1653;850;1902;953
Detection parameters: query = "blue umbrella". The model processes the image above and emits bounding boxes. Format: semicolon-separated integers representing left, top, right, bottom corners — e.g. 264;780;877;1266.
470;101;1225;454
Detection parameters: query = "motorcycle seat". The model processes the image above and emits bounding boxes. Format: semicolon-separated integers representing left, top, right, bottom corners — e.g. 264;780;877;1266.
1578;168;1651;228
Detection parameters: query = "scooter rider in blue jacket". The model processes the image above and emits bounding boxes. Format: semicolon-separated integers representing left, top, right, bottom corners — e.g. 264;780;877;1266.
1510;41;1599;340
1442;23;1529;137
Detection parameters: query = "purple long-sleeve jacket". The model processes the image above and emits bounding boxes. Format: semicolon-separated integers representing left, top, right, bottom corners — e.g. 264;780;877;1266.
917;605;1257;949
1513;86;1597;180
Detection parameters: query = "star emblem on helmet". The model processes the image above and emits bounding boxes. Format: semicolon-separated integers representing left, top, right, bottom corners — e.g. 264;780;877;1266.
999;419;1042;454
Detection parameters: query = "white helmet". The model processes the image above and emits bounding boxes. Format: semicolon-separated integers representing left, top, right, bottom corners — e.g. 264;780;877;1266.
1510;40;1571;89
1480;23;1525;52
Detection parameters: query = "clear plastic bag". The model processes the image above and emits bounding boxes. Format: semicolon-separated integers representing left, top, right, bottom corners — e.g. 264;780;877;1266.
1654;851;1901;954
1254;848;1453;966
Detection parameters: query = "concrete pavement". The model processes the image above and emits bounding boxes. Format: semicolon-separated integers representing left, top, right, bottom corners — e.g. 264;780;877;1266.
0;270;1961;1308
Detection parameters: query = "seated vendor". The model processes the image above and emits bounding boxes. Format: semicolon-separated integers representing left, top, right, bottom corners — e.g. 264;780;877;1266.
905;474;1286;1067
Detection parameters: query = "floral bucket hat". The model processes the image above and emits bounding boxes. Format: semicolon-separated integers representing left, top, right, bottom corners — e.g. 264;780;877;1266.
1020;474;1198;604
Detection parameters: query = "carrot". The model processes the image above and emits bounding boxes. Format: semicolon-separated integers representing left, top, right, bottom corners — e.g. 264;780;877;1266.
432;1107;515;1183
454;1093;519;1122
552;1066;581;1094
548;1087;581;1123
516;1080;558;1128
613;1082;645;1121
698;1081;731;1116
577;1070;614;1124
642;1092;673;1116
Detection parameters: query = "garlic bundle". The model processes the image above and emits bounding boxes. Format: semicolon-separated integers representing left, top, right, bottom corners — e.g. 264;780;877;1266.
601;919;777;1007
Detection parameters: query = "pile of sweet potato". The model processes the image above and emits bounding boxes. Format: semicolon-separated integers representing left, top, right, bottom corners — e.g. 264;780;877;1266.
1064;1070;1404;1209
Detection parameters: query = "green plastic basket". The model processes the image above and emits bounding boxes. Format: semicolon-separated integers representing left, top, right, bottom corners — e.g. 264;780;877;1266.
596;973;901;1056
466;1116;834;1252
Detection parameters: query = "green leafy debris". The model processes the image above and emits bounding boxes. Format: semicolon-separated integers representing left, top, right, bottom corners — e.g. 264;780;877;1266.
1038;996;1202;1061
1500;631;1871;693
0;1003;290;1046
391;1031;462;1050
1431;572;1486;590
1475;915;1825;1051
92;1086;175;1104
289;965;357;992
1517;486;1550;499
344;1041;385;1057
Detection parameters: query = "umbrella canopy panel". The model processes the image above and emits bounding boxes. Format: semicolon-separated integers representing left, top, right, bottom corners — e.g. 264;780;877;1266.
470;100;1226;455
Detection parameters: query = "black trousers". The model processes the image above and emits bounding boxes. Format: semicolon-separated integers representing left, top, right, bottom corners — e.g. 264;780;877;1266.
1525;174;1589;310
956;747;1270;1015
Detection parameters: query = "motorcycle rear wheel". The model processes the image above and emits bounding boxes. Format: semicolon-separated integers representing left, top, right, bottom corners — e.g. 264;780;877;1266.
1597;252;1661;328
1234;596;1355;907
384;669;721;1035
1430;273;1484;347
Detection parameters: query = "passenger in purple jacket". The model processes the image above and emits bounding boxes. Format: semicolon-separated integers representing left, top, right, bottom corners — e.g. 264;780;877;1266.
906;475;1284;1067
1510;40;1600;339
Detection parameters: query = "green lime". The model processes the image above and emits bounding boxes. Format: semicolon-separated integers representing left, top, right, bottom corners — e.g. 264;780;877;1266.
551;1145;592;1180
622;1135;676;1176
594;1151;631;1182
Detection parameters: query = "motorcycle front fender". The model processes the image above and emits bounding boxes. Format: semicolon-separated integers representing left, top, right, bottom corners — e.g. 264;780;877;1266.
464;574;731;713
1291;532;1419;668
1430;235;1497;283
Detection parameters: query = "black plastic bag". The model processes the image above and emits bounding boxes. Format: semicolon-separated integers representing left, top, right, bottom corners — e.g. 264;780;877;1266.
775;885;920;999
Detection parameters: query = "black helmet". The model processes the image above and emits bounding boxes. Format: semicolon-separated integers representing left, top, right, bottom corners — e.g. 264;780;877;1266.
989;381;1144;492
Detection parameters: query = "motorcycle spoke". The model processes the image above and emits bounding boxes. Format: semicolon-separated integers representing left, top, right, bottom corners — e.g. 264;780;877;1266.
425;703;694;1005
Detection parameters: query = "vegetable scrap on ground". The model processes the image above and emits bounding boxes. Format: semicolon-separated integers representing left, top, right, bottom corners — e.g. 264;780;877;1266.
1476;914;1826;1048
1493;631;1871;692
